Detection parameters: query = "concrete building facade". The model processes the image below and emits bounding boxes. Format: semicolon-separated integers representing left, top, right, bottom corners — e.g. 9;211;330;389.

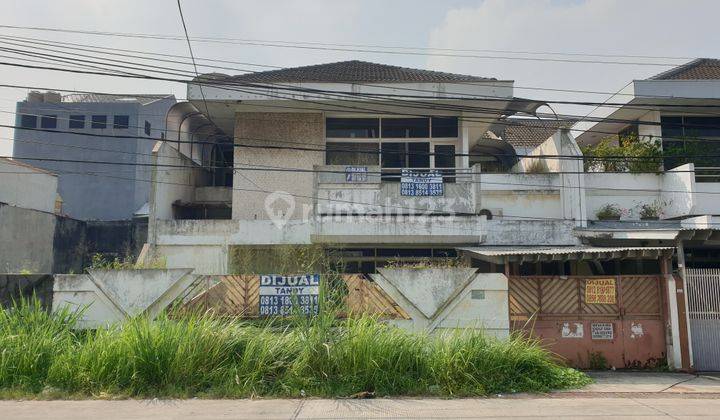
13;91;176;221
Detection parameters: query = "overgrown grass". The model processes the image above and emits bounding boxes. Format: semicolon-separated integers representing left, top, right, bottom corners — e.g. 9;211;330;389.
0;299;590;398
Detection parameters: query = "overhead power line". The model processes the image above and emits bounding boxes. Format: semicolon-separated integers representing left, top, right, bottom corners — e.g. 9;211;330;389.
0;24;689;67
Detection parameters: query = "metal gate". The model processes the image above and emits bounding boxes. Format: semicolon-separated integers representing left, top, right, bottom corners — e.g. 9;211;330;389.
686;268;720;371
509;275;665;369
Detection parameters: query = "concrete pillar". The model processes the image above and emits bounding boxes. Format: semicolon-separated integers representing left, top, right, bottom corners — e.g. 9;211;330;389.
676;241;694;370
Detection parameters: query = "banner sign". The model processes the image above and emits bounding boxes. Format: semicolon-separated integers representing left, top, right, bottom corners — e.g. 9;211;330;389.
585;278;616;304
591;322;614;340
259;274;320;316
400;169;444;196
345;166;368;182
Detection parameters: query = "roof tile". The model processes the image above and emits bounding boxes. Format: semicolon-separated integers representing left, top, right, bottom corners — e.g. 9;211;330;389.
221;60;495;83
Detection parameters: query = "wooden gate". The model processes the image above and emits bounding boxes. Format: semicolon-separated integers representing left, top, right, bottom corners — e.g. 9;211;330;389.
177;274;409;319
509;275;666;369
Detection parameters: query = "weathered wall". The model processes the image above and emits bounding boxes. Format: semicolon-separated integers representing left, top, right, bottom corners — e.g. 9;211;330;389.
0;158;58;213
52;215;87;273
0;274;53;309
150;141;207;222
0;203;56;273
0;202;146;274
370;268;510;337
52;269;195;328
586;173;663;220
233;112;324;220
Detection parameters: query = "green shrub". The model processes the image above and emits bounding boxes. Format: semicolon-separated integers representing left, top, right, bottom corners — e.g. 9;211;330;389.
596;203;622;220
582;134;662;173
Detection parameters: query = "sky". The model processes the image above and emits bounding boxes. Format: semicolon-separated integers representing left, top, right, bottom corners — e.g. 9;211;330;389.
2;0;720;156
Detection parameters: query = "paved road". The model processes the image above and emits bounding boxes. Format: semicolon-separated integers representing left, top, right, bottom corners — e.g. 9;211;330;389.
3;396;720;419
3;373;720;419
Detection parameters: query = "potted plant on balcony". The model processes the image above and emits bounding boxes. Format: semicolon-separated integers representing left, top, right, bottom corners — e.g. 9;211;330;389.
596;204;622;221
638;200;666;221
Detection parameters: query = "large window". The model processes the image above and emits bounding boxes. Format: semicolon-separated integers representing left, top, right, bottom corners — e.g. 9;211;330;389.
20;114;37;128
326;118;378;138
324;117;460;175
40;115;57;129
661;116;720;171
381;118;429;138
431;117;459;138
91;115;107;129
69;115;85;129
113;115;130;129
326;142;379;165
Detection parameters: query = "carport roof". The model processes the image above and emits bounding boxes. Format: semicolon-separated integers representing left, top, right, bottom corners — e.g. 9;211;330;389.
458;246;675;264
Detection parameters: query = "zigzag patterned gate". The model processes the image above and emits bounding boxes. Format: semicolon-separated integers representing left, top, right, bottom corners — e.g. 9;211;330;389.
509;275;665;369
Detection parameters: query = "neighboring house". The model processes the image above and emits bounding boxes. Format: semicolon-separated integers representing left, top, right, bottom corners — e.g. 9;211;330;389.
144;59;720;371
13;91;176;221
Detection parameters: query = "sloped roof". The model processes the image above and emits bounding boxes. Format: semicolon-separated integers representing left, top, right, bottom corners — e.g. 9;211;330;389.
493;119;576;149
0;157;57;176
649;58;720;80
221;60;496;83
63;93;175;105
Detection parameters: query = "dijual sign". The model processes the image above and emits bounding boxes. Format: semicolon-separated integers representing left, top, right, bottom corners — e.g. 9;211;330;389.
259;274;320;316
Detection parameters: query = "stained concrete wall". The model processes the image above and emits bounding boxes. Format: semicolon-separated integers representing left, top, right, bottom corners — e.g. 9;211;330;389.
0;202;146;274
0;158;58;213
370;268;510;338
586;173;663;220
0;203;56;273
0;274;53;309
52;269;195;328
233;112;324;220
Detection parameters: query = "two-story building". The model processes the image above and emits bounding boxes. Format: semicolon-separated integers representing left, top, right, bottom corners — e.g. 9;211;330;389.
145;59;720;371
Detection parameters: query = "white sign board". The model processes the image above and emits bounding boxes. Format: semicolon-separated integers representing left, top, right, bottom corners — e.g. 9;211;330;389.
591;322;614;340
259;274;320;316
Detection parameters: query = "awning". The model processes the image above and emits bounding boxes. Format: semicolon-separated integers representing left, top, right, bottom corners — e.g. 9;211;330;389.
457;246;675;264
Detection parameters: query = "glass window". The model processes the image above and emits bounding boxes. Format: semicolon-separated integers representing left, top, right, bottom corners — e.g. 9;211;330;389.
684;116;720;138
113;115;130;129
144;121;151;136
20;114;37;128
381;142;405;168
69;115;85;129
382;118;429;138
407;142;430;168
431;117;459;138
91;115;107;129
326;118;379;138
325;142;379;165
660;116;683;139
40;115;57;129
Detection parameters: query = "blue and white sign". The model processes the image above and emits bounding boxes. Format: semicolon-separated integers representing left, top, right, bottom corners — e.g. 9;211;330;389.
400;169;444;196
345;166;368;182
259;274;320;316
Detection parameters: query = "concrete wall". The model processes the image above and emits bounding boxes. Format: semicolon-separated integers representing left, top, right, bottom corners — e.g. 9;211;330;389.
233;112;324;220
150;141;204;221
370;268;509;337
13;97;175;220
0;159;58;213
0;274;53;309
0;203;56;273
661;163;696;218
52;269;195;328
0;202;146;274
586;173;663;220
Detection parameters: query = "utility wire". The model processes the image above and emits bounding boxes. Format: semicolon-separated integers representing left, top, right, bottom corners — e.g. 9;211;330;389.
0;24;700;61
0;24;687;67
